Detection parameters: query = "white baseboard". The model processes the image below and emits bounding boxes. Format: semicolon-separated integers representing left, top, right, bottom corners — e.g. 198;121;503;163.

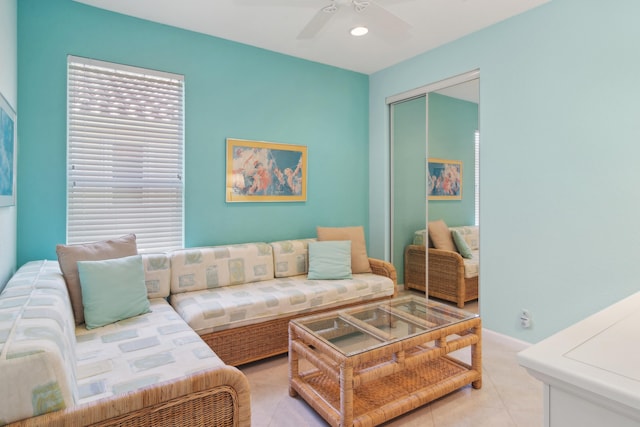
482;328;532;348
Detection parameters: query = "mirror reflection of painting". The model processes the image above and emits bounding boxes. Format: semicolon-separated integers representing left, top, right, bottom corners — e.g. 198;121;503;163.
0;94;16;207
428;159;462;200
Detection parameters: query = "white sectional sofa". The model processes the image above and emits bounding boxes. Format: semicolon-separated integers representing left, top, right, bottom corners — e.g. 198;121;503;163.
0;234;397;425
0;258;251;426
169;238;397;366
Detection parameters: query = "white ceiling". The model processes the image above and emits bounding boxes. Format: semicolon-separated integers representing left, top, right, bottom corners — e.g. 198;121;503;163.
74;0;550;75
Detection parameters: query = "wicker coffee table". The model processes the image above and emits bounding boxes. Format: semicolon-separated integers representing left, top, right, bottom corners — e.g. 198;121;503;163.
288;295;481;427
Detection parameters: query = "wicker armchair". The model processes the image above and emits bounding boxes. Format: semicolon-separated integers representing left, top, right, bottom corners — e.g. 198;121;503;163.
404;245;478;308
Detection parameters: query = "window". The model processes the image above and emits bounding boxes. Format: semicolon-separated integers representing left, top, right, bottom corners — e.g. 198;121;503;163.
474;130;480;227
67;56;184;252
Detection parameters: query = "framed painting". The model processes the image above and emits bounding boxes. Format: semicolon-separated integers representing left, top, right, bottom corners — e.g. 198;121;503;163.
0;93;16;207
428;158;462;200
226;138;307;202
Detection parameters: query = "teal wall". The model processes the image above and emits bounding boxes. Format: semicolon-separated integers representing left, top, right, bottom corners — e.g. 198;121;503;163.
428;93;478;227
17;0;369;265
392;96;426;284
370;0;640;343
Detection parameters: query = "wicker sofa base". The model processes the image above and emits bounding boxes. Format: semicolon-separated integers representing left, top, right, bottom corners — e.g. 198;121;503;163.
8;368;251;427
202;257;398;367
404;245;478;308
201;296;392;366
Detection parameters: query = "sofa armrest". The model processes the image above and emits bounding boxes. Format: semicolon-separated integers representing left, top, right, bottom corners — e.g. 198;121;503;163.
428;248;465;280
368;257;398;297
404;246;464;290
8;366;251;427
427;248;468;308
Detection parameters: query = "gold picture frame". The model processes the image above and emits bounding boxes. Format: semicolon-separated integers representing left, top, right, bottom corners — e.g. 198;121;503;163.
226;138;307;203
0;92;17;207
427;158;462;200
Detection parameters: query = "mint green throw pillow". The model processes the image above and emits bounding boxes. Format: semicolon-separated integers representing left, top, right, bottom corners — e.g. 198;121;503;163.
307;241;352;280
452;230;473;259
77;255;150;329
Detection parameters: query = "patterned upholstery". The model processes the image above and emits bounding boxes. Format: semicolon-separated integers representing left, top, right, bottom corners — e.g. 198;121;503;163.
142;253;171;299
75;299;224;404
0;259;221;424
448;226;479;278
169;239;395;335
170;273;395;335
412;229;428;246
169;243;274;294
0;261;78;424
0;238;393;424
270;238;316;278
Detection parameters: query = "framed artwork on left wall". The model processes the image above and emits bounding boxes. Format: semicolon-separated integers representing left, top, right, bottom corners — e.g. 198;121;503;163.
0;92;16;207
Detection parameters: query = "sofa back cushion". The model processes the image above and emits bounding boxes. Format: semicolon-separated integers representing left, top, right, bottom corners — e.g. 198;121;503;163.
0;261;78;424
170;243;274;294
270;238;315;278
412;229;432;247
142;253;171;299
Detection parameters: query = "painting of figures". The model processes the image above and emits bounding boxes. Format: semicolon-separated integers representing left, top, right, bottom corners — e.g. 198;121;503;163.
428;158;462;200
226;138;307;202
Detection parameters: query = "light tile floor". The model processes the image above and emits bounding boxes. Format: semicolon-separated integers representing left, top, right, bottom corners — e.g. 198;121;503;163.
240;296;543;427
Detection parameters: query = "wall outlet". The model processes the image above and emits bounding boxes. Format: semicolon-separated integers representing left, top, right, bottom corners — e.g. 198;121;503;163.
520;309;532;328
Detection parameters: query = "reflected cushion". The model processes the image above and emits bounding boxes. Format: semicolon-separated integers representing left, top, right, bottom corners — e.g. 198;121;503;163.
452;230;473;259
428;220;456;252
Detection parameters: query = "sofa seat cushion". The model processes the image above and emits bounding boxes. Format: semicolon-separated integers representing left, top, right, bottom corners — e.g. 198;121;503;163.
74;298;225;405
463;250;480;278
170;273;395;335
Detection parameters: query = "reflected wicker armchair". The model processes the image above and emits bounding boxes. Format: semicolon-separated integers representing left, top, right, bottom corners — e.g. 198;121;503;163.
404;225;479;308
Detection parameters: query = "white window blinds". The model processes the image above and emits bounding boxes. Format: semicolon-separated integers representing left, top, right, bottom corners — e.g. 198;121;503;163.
67;56;184;252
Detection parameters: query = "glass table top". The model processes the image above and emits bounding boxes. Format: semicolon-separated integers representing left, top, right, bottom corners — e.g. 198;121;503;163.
292;295;479;357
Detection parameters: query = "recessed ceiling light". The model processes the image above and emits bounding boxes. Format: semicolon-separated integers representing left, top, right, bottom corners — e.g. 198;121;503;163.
350;26;369;37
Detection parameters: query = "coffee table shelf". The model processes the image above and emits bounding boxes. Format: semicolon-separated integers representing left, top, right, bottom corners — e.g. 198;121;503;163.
288;296;482;427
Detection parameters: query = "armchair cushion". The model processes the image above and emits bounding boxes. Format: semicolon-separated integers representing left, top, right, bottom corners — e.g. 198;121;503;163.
428;220;456;252
452;230;473;259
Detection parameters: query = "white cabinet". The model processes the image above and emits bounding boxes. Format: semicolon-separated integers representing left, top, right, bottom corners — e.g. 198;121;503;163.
518;292;640;427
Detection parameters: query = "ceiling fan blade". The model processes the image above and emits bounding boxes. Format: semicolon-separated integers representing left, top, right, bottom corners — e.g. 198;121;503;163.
297;4;338;39
236;0;320;7
362;2;411;38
